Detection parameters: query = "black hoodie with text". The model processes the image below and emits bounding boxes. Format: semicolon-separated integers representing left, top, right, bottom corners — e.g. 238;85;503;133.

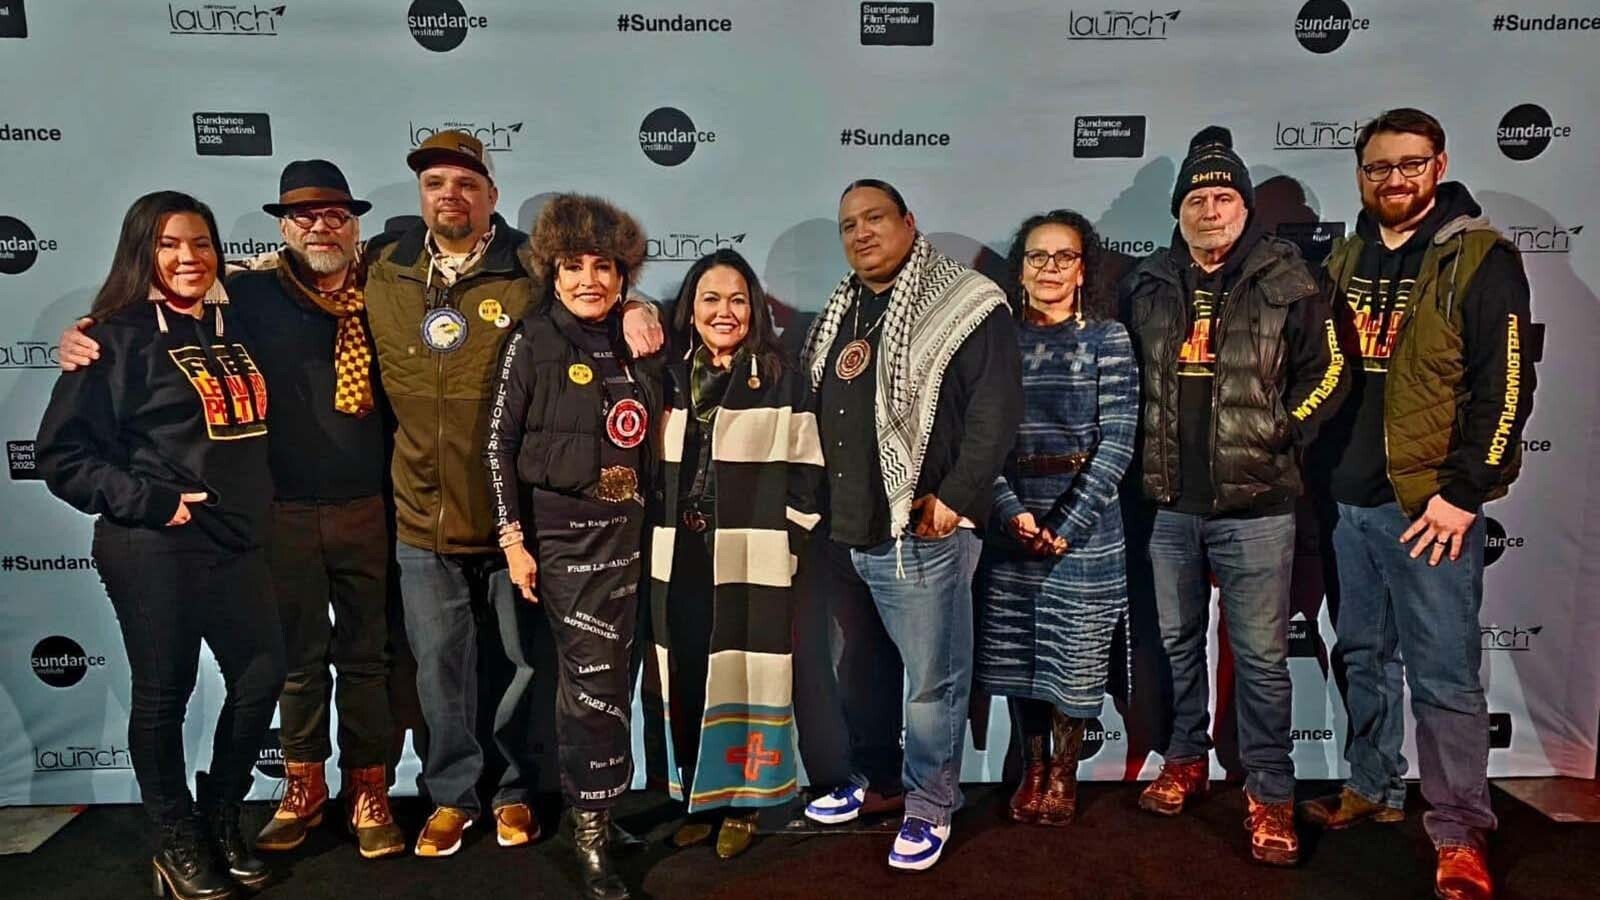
36;301;273;551
1311;181;1533;512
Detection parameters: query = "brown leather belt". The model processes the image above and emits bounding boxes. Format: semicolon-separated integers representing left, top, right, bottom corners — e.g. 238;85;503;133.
1013;452;1091;476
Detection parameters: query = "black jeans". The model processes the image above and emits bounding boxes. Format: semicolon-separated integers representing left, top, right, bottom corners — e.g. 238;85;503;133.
93;522;286;825
267;496;393;769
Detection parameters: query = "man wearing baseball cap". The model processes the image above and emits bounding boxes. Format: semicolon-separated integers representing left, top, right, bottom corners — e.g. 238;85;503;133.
360;129;545;857
362;130;662;857
58;158;409;867
1121;126;1347;866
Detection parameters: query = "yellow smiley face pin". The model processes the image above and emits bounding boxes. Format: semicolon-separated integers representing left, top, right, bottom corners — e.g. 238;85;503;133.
477;298;503;323
568;363;594;385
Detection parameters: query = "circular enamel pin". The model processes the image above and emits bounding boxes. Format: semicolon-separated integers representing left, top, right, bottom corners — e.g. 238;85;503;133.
477;298;503;323
421;307;468;353
568;363;594;385
605;398;648;449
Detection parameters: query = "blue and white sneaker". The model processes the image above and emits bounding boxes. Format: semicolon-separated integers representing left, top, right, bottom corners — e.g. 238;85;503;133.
804;785;865;825
887;816;949;872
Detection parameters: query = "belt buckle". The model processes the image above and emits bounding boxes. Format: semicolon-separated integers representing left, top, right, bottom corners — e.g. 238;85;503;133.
596;466;639;504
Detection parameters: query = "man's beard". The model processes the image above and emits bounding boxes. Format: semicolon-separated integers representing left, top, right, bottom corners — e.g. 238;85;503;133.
288;242;352;276
431;212;473;241
1180;215;1246;254
1367;182;1436;228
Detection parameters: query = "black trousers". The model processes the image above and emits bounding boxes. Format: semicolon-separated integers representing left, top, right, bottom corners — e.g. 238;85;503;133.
664;530;715;794
266;496;393;769
531;488;644;809
93;522;286;825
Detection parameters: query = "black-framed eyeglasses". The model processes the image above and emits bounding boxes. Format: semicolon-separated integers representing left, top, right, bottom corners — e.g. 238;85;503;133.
1360;155;1436;183
286;208;354;230
1023;249;1083;270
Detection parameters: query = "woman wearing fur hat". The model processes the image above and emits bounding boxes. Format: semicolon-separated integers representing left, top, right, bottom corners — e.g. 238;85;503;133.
484;194;662;900
646;250;824;860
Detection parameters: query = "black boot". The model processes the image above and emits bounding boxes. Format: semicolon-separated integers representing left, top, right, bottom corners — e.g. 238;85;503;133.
196;771;270;889
152;817;235;899
568;809;630;900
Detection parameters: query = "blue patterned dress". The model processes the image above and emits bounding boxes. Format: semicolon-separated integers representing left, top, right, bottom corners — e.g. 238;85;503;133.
974;317;1138;717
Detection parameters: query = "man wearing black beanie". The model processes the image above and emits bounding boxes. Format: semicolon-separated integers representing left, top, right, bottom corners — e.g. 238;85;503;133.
1122;125;1348;866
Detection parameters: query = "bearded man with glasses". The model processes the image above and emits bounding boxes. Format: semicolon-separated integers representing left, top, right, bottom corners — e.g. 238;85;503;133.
1301;108;1536;900
58;158;408;863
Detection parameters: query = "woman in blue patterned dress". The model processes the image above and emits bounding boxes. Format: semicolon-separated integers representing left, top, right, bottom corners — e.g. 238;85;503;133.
975;209;1138;827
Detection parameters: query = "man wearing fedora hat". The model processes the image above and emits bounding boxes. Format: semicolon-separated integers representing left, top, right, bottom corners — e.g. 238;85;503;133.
58;159;410;863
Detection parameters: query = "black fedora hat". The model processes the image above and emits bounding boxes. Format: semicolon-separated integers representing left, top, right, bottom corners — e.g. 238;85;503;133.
262;159;373;217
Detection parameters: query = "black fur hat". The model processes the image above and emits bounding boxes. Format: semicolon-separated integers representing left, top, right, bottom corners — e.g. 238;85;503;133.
527;193;647;284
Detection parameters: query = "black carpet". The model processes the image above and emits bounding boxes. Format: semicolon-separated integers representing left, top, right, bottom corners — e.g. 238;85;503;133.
7;781;1597;899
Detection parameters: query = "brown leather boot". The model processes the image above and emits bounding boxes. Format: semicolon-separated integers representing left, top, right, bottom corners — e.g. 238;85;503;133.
1137;758;1209;816
1245;794;1300;866
1035;712;1085;826
343;765;406;859
255;760;327;851
1435;846;1494;900
1007;734;1048;824
1299;785;1405;830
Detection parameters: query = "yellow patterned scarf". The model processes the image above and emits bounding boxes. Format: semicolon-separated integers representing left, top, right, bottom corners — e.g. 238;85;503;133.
277;254;374;417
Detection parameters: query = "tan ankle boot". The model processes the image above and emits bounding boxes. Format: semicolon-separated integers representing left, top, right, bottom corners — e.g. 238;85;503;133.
256;760;328;851
344;765;406;860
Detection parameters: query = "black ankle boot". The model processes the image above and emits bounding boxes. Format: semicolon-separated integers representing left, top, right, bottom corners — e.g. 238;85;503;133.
568;809;630;900
196;771;269;888
152;817;235;899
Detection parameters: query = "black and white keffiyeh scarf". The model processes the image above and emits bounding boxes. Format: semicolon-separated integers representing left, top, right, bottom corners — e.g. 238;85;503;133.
801;234;1008;542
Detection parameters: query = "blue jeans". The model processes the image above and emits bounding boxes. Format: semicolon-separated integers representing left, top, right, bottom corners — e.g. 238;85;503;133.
1331;501;1494;850
827;531;980;827
1150;510;1296;803
396;542;538;816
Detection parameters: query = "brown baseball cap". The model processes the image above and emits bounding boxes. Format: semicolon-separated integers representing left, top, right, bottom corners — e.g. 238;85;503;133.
406;129;495;182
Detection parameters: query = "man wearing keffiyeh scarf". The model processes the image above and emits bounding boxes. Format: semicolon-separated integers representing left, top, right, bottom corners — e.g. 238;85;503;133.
797;180;1022;873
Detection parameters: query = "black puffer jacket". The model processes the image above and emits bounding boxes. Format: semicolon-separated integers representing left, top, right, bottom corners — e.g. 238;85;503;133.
1124;227;1346;514
483;300;665;529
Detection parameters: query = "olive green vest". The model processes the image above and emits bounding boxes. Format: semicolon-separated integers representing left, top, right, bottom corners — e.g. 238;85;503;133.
1324;219;1520;516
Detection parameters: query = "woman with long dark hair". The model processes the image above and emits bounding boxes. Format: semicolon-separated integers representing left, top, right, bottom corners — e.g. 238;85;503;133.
974;209;1137;827
36;191;284;899
648;249;823;860
484;194;662;900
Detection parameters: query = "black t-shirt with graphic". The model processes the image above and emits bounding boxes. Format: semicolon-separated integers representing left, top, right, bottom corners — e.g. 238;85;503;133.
1319;233;1426;507
1171;263;1231;515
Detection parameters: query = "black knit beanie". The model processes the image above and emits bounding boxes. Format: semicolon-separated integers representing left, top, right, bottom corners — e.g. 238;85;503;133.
1171;125;1254;217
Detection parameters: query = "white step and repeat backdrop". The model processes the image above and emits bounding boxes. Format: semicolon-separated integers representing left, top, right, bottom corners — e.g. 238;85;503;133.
3;1;1598;806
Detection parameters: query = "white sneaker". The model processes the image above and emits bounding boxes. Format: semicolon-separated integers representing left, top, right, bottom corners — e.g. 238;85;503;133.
804;785;866;825
887;816;949;871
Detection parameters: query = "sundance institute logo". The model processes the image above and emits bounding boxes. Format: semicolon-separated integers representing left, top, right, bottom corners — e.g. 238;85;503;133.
1496;103;1570;161
1293;0;1369;54
638;107;715;166
407;0;487;52
255;728;285;778
31;636;108;688
168;3;285;36
1080;717;1121;760
0;215;59;275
